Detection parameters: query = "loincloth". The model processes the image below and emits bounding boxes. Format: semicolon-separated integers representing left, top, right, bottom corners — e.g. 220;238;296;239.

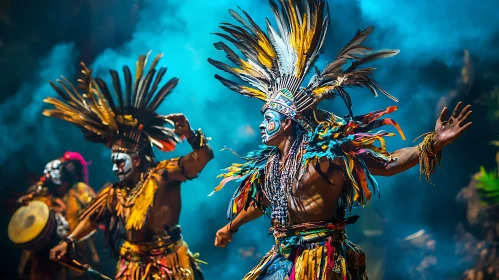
244;221;367;280
116;226;204;280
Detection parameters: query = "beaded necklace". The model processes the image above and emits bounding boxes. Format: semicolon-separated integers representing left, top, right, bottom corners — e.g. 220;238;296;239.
264;133;304;226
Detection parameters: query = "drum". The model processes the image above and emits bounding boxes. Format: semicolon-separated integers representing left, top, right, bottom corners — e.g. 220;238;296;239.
8;200;57;251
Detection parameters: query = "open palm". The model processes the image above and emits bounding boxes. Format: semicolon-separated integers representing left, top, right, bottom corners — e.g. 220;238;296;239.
434;101;472;150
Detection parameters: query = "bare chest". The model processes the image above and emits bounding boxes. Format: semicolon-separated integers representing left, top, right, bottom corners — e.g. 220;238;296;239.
290;163;342;198
270;163;345;224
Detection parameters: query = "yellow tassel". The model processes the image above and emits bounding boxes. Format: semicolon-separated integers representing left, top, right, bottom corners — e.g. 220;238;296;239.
307;249;315;280
295;250;307;280
414;132;442;184
340;256;347;277
123;160;171;230
315;246;323;280
124;175;158;230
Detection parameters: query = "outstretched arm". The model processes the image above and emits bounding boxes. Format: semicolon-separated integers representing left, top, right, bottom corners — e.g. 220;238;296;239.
50;185;113;261
215;201;264;247
228;201;265;232
367;102;472;177
49;212;98;261
164;114;214;181
365;146;419;176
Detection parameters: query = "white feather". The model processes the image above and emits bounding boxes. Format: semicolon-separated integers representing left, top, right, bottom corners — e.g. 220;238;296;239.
268;24;295;76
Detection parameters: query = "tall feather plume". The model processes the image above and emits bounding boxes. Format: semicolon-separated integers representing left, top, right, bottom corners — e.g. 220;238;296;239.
44;52;181;154
210;0;397;120
43;64;119;145
210;0;329;101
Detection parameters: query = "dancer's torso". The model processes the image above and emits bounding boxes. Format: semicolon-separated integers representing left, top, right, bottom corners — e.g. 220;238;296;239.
271;158;345;226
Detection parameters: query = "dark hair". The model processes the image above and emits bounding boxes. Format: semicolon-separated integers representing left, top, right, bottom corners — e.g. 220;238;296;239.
136;144;157;171
272;110;306;137
60;160;83;185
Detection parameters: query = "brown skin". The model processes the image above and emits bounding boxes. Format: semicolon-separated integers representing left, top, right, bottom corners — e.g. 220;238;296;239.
17;180;69;206
50;114;213;261
215;102;472;247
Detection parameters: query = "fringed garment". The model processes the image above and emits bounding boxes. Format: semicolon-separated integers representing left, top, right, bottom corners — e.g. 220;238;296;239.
116;226;204;280
79;160;205;279
244;220;366;280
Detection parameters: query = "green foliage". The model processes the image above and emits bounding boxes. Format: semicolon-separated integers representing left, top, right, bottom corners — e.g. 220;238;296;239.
475;166;499;205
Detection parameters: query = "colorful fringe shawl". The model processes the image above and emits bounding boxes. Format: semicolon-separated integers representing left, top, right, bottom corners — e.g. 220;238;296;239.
211;106;405;219
304;106;405;205
243;221;366;280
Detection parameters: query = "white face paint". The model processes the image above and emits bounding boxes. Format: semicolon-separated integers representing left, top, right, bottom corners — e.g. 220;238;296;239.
43;159;62;185
111;152;133;181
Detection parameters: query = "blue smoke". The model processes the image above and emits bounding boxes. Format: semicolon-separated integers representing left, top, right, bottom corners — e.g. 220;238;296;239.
0;44;77;169
2;0;498;278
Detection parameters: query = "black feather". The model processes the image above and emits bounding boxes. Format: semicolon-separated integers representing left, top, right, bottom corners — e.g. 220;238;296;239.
95;78;116;111
137;69;156;109
109;70;124;114
229;9;255;33
208;58;243;79
214;74;256;97
148;78;179;111
346;50;399;73
336;87;354;117
49;81;70;101
213;32;259;61
321;59;347;76
337;27;374;59
123;66;132;114
145;67;167;107
214;42;243;67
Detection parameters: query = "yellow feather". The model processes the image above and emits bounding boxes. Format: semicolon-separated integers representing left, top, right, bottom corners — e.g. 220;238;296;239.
312;85;336;97
135;54;146;82
257;51;273;68
149;52;164;72
242;86;268;101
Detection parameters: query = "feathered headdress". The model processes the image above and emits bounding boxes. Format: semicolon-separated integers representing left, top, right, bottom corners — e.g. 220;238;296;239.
208;0;399;131
43;52;181;158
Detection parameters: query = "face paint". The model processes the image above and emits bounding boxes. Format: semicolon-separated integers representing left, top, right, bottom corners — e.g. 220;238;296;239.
259;110;284;144
111;152;133;181
43;159;62;185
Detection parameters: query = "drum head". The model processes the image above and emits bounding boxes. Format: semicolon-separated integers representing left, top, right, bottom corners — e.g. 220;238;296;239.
8;200;51;245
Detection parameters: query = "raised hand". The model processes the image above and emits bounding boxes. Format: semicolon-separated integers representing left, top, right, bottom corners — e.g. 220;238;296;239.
164;113;194;138
434;101;472;151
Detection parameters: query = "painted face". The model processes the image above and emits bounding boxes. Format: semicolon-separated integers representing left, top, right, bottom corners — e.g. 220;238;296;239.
259;110;285;144
111;152;133;181
43;159;62;185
